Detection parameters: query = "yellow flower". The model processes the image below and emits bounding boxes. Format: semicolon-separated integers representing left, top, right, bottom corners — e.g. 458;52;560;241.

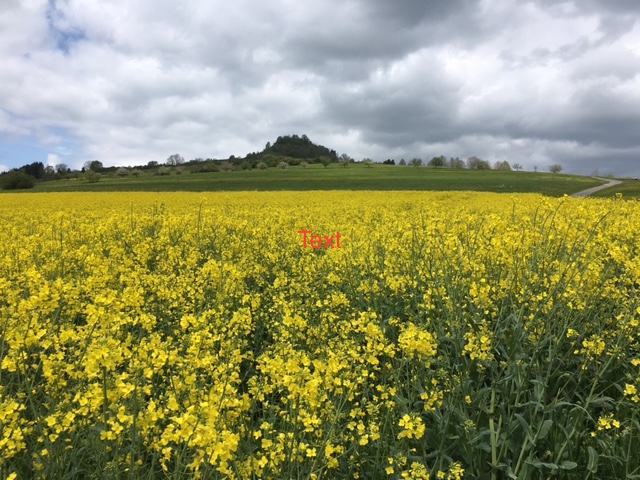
397;414;426;440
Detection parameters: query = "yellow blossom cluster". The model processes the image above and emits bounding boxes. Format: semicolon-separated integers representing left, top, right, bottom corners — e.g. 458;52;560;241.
0;191;640;478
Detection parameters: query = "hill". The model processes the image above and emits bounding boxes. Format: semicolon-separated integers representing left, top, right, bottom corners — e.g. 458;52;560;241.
245;134;338;162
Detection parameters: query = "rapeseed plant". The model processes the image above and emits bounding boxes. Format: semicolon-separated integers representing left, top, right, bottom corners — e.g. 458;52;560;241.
0;191;639;478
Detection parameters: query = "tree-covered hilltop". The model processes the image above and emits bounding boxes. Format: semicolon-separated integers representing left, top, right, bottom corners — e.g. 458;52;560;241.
246;134;338;162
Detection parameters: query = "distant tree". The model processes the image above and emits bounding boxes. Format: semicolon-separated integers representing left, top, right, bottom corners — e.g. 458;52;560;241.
399;158;406;166
301;161;309;168
84;170;101;183
166;154;184;166
362;158;374;168
265;141;271;150
382;159;395;165
220;161;235;172
278;161;289;169
428;156;446;168
533;166;538;172
549;164;563;173
240;161;251;170
319;156;331;168
512;163;523;171
83;160;103;172
494;160;511;171
55;163;69;174
130;169;142;177
339;154;352;168
116;167;129;177
22;161;46;179
467;156;490;170
257;162;268;170
155;167;171;176
410;158;423;167
0;171;36;190
147;160;158;168
449;157;465;168
175;166;184;174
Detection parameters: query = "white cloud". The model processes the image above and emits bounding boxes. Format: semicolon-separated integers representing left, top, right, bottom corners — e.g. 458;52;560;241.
0;0;639;175
46;153;61;166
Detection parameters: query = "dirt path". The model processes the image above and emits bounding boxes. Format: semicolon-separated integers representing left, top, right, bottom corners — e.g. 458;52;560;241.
570;177;623;198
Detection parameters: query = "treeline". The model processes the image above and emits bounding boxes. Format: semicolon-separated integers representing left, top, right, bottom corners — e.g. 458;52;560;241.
0;162;78;190
392;155;523;171
1;134;559;190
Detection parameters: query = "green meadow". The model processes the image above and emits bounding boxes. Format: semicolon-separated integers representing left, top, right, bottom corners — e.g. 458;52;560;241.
27;165;608;197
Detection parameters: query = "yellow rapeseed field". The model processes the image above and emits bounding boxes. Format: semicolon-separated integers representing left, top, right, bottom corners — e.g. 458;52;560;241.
0;191;639;479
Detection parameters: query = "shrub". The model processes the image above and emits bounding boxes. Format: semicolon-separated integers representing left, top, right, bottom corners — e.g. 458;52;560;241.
0;171;36;190
190;163;219;174
84;170;101;183
257;162;268;170
156;167;171;176
278;161;289;169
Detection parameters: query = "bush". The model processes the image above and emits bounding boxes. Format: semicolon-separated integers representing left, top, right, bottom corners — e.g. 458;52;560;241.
262;154;279;168
84;170;101;183
155;167;171;176
278;161;289;169
0;171;36;190
190;162;219;173
220;162;235;172
116;167;129;177
257;162;268;170
301;161;309;168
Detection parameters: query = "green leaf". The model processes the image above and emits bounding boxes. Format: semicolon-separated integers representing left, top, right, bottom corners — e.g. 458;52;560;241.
526;459;558;471
537;419;553;440
515;413;534;442
560;461;577;470
587;446;598;473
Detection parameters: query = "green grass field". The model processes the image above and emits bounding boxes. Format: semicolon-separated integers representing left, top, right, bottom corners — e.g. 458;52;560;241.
592;179;640;198
24;164;607;197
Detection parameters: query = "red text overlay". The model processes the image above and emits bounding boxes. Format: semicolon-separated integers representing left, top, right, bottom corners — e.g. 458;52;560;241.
297;230;341;249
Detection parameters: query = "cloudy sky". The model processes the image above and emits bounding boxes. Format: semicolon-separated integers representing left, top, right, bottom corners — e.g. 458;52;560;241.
1;0;639;176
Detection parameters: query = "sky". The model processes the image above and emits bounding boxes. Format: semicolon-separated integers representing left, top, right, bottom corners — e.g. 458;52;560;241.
1;0;639;176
